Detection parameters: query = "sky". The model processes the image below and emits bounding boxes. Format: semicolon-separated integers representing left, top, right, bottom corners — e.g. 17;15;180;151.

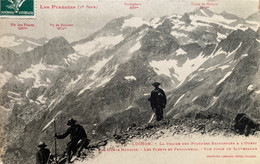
0;0;258;42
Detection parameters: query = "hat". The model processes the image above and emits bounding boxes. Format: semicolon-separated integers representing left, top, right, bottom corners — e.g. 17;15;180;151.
37;142;47;147
67;118;77;125
152;82;160;87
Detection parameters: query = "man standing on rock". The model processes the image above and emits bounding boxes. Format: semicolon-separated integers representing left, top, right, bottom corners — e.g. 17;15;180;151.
149;82;167;121
55;118;89;163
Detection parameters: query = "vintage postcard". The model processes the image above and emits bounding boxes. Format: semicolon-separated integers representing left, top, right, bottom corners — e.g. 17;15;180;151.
0;0;259;164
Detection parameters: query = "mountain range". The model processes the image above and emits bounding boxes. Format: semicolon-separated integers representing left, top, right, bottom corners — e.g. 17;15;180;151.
0;8;259;164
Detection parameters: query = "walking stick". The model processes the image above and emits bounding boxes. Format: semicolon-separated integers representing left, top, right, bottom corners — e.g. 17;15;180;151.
148;113;155;123
54;118;58;164
148;107;155;123
47;140;55;164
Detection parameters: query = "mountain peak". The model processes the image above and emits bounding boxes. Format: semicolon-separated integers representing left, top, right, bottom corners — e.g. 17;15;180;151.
220;11;240;20
102;14;144;32
127;14;135;18
246;12;259;21
45;36;70;47
41;36;75;65
193;7;214;17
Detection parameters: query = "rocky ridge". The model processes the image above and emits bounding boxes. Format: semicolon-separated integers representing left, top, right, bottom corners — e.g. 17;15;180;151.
0;8;259;164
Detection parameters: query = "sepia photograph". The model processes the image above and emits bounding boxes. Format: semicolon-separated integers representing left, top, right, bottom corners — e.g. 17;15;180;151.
0;0;259;163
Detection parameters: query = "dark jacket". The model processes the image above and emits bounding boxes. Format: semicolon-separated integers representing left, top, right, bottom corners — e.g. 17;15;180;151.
150;88;167;108
56;124;87;142
36;148;51;164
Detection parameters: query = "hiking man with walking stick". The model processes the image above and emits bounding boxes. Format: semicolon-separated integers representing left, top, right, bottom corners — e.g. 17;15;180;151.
55;118;89;163
148;82;167;121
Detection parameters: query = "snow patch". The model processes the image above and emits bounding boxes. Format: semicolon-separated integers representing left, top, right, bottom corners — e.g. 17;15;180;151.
7;95;22;101
25;89;30;97
18;62;58;88
190;14;237;26
41;111;62;132
74;35;124;56
96;65;118;87
67;53;81;62
188;74;197;81
171;31;188;38
247;85;254;91
78;64;118;95
66;73;84;91
26;40;41;46
255;90;260;94
200;9;208;17
150;17;162;28
246;21;259;26
211;96;219;106
8;91;20;96
122;17;148;28
125;106;133;111
226;42;242;58
26;47;34;51
216;71;232;85
205;65;220;72
0;36;22;47
48;99;56;108
0;106;11;111
216;32;227;42
198;68;205;71
171;18;211;32
70;74;83;85
150;60;175;77
136;35;143;41
219;65;229;70
174;94;185;107
211;48;226;58
17;39;24;42
125;76;136;81
37;95;46;104
240;54;248;58
78;84;92;96
175;48;186;56
150;53;208;84
128;42;141;53
96;77;111;88
90;56;113;79
192;96;198;102
64;59;71;66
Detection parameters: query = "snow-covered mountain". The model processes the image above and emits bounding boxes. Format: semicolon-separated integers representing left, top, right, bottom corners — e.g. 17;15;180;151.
0;8;259;164
0;34;48;53
153;8;258;47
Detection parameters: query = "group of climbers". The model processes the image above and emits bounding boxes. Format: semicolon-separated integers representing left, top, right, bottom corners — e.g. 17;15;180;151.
36;82;168;164
36;81;260;164
36;118;90;164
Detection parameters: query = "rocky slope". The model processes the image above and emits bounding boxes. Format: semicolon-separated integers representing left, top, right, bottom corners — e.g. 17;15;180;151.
74;117;260;164
0;8;259;164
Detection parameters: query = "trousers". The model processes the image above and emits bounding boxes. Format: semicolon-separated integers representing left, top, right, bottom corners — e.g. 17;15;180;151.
154;105;164;121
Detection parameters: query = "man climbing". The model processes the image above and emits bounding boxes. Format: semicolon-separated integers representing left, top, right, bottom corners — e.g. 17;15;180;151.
55;118;89;163
36;142;52;164
148;82;167;121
